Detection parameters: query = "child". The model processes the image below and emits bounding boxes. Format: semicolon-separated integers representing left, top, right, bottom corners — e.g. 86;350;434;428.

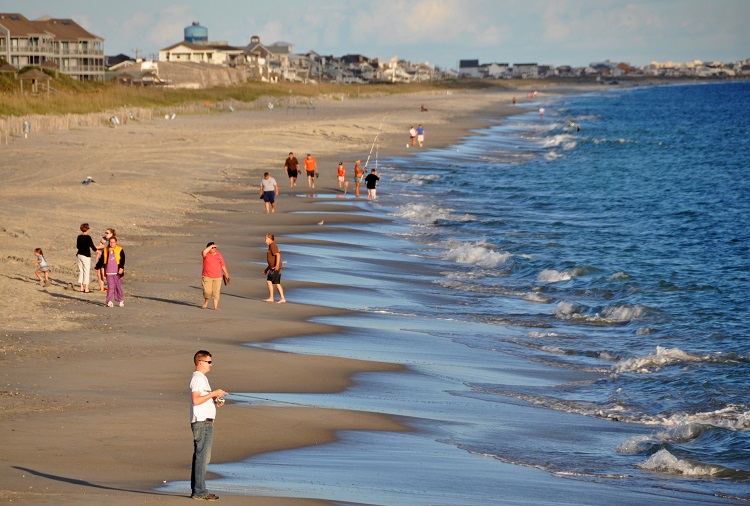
103;237;125;307
32;248;50;287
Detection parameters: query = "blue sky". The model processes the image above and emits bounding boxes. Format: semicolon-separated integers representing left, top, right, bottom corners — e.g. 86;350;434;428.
3;0;748;69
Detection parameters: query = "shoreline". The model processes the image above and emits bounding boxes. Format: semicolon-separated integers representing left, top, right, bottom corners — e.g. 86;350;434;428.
1;84;596;503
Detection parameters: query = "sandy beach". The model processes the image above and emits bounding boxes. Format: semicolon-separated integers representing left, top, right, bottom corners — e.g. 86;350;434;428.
0;87;541;503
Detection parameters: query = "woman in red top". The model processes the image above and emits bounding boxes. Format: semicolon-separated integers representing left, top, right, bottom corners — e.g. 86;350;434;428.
201;242;229;310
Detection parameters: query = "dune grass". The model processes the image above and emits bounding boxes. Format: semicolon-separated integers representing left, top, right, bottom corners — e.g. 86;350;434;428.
0;70;520;118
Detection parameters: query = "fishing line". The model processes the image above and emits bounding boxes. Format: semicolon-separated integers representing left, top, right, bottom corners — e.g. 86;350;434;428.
226;392;327;409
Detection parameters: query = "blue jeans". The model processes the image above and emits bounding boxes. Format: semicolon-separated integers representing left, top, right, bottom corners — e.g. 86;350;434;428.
191;421;214;497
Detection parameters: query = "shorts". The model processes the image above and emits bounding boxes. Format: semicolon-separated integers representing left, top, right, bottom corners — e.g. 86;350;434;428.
202;276;222;299
337;175;345;182
417;134;424;143
94;256;104;270
262;191;275;203
266;269;282;285
39;266;50;272
306;171;315;178
287;169;298;178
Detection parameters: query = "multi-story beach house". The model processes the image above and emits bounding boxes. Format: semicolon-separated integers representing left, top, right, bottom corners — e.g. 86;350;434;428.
0;13;104;81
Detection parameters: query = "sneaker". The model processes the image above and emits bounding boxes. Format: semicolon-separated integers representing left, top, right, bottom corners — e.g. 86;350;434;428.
118;301;124;307
191;494;219;501
106;301;113;307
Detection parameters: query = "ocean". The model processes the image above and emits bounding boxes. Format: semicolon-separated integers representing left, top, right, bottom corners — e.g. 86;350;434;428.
164;81;750;504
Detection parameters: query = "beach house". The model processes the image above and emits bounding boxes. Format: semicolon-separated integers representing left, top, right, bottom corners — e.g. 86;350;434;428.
0;13;104;81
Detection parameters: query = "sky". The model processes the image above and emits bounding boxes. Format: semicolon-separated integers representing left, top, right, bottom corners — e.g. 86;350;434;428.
3;0;749;69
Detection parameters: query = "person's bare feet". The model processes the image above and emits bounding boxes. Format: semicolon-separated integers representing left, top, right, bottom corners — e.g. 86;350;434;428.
263;298;274;302
277;299;286;304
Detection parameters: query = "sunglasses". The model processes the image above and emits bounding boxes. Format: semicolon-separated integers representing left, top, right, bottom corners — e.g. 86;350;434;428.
201;360;212;364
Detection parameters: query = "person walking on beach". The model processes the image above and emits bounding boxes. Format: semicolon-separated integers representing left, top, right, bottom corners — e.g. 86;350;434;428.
190;350;228;501
263;233;285;303
353;159;364;197
75;223;101;293
417;124;425;147
32;247;50;287
409;125;417;147
539;107;545;119
304;154;317;188
201;242;229;310
337;162;347;192
94;228;115;292
364;168;380;200
260;172;279;214
284;152;299;187
103;236;125;307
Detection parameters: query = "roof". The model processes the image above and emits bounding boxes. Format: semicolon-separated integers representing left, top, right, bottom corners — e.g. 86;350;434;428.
160;41;243;52
0;13;102;41
0;63;18;73
18;68;51;80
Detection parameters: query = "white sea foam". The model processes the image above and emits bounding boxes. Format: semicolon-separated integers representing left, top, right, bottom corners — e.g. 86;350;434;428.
612;346;703;374
537;269;574;283
523;291;552;303
609;271;631;281
553;301;645;324
544;151;563;161
638;449;723;477
388;173;441;185
392;203;474;225
527;331;560;338
441;240;512;268
593;305;645;322
543;134;577;149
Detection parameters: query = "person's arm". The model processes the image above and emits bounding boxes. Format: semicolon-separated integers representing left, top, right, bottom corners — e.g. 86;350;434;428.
192;388;228;407
274;182;279;195
202;245;213;258
118;249;125;275
273;251;281;271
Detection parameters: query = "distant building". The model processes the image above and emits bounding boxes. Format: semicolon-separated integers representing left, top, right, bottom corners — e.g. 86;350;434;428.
0;13;105;81
458;59;481;78
512;63;538;78
158;22;243;65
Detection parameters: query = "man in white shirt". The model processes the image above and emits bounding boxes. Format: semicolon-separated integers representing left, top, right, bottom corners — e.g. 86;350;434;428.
260;172;279;214
190;350;228;501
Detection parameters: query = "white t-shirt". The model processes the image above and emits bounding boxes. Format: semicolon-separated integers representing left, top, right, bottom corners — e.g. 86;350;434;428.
261;177;277;192
190;371;216;423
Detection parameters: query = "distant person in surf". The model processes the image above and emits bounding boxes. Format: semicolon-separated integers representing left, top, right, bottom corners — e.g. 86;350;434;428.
354;160;364;197
337;162;346;191
364;168;380;200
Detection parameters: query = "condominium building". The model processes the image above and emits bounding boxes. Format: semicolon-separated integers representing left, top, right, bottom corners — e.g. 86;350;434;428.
0;13;104;81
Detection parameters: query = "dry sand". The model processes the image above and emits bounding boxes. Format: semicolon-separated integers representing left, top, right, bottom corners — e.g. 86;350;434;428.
0;86;561;504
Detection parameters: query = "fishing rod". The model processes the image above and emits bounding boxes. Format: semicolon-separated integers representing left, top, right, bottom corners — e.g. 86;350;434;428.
225;392;325;409
363;113;388;170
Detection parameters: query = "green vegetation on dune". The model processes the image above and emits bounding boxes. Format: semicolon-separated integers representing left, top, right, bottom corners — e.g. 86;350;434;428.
0;71;522;117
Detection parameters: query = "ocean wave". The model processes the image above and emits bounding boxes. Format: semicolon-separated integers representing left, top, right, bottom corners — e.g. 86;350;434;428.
637;449;725;477
553;301;646;324
388;173;441;185
542;134;577;150
523;291;552;303
537;269;575;282
612;346;728;374
544;151;563;161
441;240;512;268
392;203;474;225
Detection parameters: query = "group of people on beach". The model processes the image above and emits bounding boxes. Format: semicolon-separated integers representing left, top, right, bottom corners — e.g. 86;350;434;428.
200;233;285;311
283;151;380;199
62;223;126;307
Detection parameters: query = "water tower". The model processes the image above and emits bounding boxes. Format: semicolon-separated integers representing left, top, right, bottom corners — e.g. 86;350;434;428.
184;22;208;43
